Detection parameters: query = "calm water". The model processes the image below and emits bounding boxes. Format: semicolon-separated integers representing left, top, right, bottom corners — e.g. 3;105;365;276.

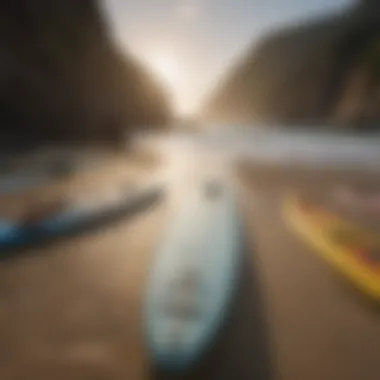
192;127;380;169
2;127;380;195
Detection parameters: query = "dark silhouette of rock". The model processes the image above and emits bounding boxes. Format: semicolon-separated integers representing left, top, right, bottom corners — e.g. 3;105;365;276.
0;0;171;148
201;0;380;129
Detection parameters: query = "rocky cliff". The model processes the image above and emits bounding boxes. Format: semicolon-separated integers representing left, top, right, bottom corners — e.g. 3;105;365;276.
201;0;380;129
0;0;171;148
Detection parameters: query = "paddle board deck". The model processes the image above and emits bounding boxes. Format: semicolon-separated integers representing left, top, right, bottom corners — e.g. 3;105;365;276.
144;179;242;372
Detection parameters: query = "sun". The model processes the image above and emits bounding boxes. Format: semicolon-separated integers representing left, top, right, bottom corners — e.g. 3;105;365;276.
147;52;182;89
144;50;195;115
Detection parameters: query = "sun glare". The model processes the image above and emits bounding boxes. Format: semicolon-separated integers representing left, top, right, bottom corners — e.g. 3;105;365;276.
145;51;195;115
148;53;182;89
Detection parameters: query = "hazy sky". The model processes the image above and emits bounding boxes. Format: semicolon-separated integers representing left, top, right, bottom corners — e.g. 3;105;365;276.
103;0;352;115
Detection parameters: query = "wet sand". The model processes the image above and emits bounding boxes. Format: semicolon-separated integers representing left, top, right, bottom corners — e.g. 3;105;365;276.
0;159;378;379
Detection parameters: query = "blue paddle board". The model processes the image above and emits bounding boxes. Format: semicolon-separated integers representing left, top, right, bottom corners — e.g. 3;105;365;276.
37;183;163;234
144;179;242;372
0;220;25;247
0;202;103;250
0;184;164;250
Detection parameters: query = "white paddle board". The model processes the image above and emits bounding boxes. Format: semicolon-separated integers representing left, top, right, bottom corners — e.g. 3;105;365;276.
144;179;242;372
